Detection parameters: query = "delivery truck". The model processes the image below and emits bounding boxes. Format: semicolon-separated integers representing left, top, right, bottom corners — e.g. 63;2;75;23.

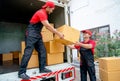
0;0;77;81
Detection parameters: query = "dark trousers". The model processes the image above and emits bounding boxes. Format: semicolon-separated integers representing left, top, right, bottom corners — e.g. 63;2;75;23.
80;65;96;81
18;36;46;75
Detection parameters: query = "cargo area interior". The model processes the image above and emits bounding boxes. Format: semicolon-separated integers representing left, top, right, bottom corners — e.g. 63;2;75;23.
0;0;67;74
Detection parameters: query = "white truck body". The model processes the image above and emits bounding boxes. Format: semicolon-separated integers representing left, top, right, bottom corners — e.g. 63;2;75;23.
0;63;76;81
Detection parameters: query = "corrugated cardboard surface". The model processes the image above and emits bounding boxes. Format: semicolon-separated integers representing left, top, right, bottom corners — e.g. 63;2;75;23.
11;51;19;59
54;25;80;45
2;53;13;61
41;24;54;42
41;23;54;32
54;39;74;45
41;31;53;42
46;53;63;65
19;53;39;68
44;40;64;53
99;57;120;72
99;68;120;81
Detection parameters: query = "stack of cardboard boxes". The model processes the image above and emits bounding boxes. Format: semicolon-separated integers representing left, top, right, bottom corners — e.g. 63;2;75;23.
99;57;120;81
45;25;80;65
19;24;80;68
44;40;64;65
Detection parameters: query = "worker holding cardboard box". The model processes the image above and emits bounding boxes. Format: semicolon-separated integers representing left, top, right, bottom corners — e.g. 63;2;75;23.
18;1;64;80
68;30;96;81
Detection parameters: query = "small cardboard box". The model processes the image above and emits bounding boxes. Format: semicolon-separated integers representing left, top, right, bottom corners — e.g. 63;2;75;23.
11;51;19;59
99;68;120;81
54;25;80;45
99;57;120;72
46;53;63;65
44;40;64;53
2;53;13;61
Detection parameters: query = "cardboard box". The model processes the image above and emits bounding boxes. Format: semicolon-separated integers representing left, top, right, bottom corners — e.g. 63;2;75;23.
41;31;53;42
2;53;13;61
41;24;54;42
21;41;25;54
21;41;38;55
99;68;120;81
44;40;64;53
11;51;19;59
99;57;120;72
42;23;54;32
47;53;63;65
19;53;39;68
54;25;80;45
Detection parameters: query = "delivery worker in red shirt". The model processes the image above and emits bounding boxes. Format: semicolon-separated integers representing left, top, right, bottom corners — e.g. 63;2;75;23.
68;30;96;81
18;1;64;80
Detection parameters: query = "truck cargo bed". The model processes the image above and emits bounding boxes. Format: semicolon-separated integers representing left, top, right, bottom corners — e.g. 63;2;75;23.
0;63;75;81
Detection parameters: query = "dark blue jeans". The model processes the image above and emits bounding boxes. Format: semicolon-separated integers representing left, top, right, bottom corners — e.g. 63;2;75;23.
80;65;96;81
18;36;46;75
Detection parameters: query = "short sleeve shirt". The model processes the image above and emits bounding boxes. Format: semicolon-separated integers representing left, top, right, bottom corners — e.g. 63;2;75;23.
30;9;48;24
74;40;96;54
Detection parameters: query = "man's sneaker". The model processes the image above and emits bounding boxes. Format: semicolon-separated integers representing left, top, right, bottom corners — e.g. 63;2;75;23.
18;73;30;80
40;68;52;73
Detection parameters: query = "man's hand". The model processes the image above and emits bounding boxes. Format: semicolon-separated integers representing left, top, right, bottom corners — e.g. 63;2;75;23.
75;42;82;46
67;45;75;49
57;32;64;39
41;20;64;39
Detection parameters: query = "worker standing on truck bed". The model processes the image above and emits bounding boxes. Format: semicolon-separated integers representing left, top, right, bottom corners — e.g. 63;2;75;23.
68;30;96;81
18;1;64;80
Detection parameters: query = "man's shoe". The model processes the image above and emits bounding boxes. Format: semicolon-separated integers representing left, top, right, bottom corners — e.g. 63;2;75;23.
18;73;30;80
40;68;52;73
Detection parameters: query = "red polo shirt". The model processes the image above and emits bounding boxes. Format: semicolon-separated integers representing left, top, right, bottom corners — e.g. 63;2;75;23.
74;40;96;55
30;9;48;24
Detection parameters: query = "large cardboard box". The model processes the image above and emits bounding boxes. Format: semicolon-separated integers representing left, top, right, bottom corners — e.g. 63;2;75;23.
19;53;39;68
54;25;80;45
41;31;53;42
44;40;64;53
47;53;63;65
99;57;120;71
41;24;54;42
2;53;13;61
99;68;120;81
41;23;54;32
21;41;38;55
